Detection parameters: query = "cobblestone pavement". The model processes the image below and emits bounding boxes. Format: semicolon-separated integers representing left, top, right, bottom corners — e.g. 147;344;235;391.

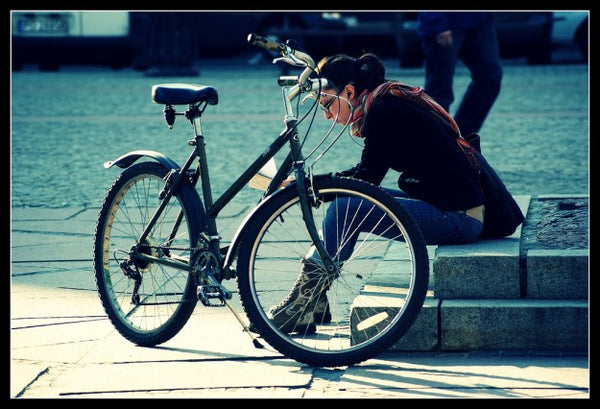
11;57;588;210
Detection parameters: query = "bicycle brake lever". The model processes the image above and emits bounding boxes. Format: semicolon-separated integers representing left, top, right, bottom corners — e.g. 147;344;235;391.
273;55;306;67
301;93;316;105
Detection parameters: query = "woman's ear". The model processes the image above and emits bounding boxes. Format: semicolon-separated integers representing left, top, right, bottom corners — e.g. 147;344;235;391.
344;84;355;102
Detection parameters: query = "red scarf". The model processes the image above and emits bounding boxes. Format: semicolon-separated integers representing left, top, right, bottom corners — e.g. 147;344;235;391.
349;81;461;138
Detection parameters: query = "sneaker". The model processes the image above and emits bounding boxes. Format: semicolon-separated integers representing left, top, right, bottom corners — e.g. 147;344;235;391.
247;293;329;334
313;294;331;324
267;260;333;333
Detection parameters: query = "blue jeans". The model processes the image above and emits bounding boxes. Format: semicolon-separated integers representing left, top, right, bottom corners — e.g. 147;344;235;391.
421;15;503;136
322;189;483;263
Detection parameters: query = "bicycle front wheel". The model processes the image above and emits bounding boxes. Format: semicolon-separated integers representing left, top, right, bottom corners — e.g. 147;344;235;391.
93;162;203;346
236;176;429;367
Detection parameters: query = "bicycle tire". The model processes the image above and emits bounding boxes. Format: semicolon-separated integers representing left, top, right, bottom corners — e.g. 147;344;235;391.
236;176;429;367
93;162;203;346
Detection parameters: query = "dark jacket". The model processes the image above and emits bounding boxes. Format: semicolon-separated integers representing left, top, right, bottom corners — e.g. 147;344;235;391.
337;95;484;211
417;12;491;38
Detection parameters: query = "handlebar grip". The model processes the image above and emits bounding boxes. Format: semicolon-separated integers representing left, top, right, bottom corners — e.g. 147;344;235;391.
278;76;299;86
247;33;286;54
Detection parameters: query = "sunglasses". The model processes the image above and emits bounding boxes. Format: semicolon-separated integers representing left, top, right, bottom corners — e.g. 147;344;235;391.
319;94;338;113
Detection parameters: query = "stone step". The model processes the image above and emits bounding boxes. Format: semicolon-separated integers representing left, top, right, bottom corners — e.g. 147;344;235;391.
526;249;588;299
432;196;588;300
433;243;588;300
433;195;524;299
351;195;590;352
388;297;588;351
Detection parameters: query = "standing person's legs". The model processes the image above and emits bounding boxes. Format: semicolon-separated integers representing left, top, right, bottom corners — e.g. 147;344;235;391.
421;34;463;111
454;17;503;136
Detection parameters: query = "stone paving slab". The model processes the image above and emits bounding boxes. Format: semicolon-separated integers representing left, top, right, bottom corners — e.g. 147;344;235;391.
25;359;312;398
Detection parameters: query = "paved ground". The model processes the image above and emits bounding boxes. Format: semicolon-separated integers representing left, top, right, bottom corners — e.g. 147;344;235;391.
11;54;589;399
10;204;589;399
10;273;590;399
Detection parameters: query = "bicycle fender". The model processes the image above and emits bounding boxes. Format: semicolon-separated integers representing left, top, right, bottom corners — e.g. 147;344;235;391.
223;174;333;268
103;150;180;170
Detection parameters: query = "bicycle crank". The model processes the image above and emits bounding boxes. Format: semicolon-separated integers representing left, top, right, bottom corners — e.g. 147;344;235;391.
191;250;230;306
197;283;230;307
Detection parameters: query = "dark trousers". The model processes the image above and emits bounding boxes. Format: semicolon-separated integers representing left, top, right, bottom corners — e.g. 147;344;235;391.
421;16;503;136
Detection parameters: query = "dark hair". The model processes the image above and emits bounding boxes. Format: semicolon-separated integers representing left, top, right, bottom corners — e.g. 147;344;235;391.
316;53;386;95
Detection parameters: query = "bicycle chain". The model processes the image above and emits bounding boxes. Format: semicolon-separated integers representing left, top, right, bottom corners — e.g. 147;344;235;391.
139;244;202;253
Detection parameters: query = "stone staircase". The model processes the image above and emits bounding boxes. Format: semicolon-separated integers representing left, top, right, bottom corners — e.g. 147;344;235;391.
390;195;589;352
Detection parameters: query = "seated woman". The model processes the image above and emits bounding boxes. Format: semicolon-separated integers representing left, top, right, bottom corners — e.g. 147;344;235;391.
267;52;490;333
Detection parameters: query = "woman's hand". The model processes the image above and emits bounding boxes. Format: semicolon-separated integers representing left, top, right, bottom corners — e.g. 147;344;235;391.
435;30;453;46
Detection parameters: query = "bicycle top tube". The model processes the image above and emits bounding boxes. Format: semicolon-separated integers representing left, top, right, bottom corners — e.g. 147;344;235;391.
206;122;297;219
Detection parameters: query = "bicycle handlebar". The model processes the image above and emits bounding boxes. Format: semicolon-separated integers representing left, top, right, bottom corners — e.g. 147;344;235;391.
277;76;300;87
247;33;286;53
248;33;330;118
247;33;315;69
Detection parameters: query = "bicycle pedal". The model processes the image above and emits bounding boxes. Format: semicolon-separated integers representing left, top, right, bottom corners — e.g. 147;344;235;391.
197;285;226;307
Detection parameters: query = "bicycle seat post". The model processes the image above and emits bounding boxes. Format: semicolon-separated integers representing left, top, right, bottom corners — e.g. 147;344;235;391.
186;104;218;238
184;104;203;136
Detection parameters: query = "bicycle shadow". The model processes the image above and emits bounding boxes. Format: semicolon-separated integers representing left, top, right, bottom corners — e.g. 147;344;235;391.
149;343;300;367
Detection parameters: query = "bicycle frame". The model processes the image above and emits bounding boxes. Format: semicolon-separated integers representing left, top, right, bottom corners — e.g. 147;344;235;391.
107;65;335;287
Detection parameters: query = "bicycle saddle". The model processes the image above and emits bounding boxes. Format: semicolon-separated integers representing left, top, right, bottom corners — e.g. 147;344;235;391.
152;83;219;106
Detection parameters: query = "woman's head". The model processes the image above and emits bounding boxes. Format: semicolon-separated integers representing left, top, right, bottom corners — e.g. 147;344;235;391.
316;53;386;123
317;53;386;95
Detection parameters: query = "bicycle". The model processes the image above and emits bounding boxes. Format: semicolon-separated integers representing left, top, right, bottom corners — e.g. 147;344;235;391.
93;34;429;367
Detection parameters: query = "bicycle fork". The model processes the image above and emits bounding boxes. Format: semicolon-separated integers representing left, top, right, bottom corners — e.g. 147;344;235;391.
288;130;338;276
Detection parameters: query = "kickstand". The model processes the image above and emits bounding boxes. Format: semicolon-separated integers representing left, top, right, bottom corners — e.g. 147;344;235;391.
224;300;264;349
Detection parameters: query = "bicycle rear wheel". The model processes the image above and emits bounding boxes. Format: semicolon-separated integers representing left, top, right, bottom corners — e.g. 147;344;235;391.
236;176;429;367
93;162;203;346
